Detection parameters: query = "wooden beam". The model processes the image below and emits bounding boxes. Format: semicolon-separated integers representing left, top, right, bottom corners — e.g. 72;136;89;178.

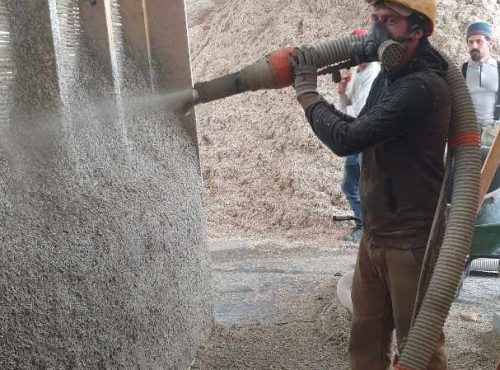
7;0;60;120
479;130;500;208
78;0;112;77
118;0;153;89
117;0;148;66
143;0;193;91
142;0;198;147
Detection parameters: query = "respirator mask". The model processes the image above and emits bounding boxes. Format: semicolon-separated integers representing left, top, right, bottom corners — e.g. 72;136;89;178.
352;22;409;72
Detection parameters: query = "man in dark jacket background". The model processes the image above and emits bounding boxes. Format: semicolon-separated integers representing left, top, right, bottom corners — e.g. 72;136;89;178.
291;0;449;369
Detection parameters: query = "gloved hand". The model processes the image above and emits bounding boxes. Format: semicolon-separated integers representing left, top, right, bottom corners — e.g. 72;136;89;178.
290;46;323;110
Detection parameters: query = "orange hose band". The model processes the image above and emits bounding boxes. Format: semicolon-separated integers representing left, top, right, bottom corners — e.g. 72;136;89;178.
268;46;295;88
393;365;414;370
448;131;480;149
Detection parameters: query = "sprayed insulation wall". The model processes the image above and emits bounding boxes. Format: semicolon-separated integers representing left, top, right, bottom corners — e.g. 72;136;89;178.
0;0;211;368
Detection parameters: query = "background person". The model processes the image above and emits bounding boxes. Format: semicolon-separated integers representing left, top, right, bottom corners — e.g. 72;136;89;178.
462;20;499;146
336;28;380;243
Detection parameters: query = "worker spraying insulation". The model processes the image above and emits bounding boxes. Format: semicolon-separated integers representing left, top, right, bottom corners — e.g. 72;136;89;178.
189;1;481;369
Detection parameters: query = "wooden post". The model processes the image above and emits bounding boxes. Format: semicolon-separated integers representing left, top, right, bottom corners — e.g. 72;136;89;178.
118;0;153;90
479;130;500;208
142;0;193;91
7;0;60;121
147;0;197;146
78;0;113;77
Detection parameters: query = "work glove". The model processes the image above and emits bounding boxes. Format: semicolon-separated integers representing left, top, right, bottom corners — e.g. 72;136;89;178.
290;46;323;110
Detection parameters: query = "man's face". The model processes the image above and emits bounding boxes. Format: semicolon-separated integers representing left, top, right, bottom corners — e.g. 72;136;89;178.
467;35;492;61
370;5;422;68
370;6;409;39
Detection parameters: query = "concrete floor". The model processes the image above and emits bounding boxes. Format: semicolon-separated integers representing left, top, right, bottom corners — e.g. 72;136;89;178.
194;237;499;369
209;238;356;326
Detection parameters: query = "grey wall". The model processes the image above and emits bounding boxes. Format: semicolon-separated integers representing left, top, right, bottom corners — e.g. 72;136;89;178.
0;0;212;368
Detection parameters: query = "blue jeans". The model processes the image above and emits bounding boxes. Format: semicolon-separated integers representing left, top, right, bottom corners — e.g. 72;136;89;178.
341;153;362;229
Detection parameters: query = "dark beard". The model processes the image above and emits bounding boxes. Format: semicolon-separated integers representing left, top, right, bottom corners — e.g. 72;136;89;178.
470;49;481;62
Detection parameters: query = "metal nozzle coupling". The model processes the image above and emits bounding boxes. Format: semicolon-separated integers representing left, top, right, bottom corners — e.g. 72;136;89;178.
191;88;200;106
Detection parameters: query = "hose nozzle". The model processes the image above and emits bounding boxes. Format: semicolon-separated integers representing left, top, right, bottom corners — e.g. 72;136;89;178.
193;47;295;105
192;35;365;106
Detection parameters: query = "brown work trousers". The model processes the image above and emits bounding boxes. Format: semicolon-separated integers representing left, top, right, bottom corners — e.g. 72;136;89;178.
349;236;448;370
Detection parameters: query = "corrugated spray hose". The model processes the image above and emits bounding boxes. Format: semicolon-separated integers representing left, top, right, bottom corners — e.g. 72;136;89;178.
193;35;481;370
194;36;363;104
395;61;481;370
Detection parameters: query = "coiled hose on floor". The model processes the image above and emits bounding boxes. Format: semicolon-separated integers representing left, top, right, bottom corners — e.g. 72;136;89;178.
194;35;482;370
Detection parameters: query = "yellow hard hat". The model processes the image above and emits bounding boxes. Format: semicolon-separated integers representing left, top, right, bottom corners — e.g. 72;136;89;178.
364;0;436;35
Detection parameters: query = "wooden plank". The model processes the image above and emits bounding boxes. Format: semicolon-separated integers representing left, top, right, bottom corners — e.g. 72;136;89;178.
78;0;112;76
118;0;153;89
143;0;198;147
479;130;500;207
7;0;60;120
143;0;193;91
117;0;148;66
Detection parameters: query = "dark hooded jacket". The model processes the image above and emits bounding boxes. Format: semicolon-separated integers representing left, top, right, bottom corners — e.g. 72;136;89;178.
305;39;450;248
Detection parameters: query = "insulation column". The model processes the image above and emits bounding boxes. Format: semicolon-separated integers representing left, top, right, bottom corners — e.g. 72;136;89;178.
0;0;211;368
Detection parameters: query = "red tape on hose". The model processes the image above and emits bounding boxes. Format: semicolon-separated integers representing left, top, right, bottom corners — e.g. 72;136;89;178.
393;365;414;370
448;131;480;149
268;47;295;88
